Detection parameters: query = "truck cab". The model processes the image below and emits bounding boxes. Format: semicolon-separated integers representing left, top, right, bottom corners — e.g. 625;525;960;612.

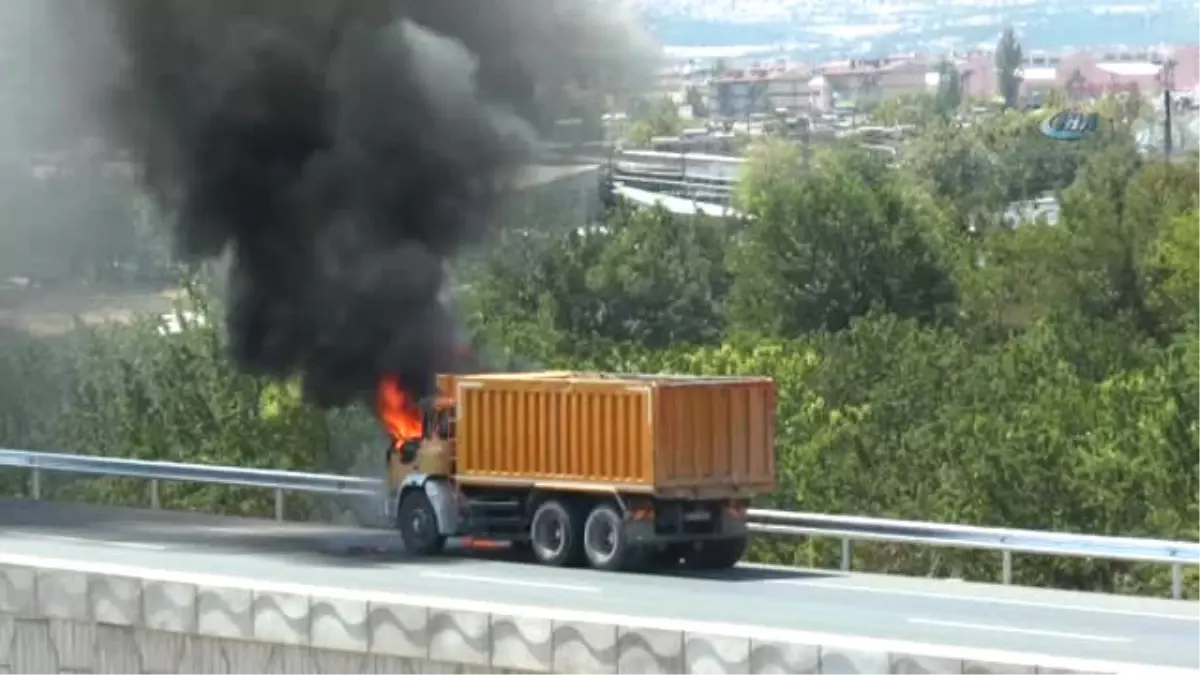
383;377;465;556
385;398;457;491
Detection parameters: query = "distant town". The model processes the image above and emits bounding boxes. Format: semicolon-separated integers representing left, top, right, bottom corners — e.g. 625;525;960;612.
649;43;1199;119
538;38;1199;225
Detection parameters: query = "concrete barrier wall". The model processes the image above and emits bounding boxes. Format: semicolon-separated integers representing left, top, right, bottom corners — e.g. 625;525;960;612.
0;554;1182;675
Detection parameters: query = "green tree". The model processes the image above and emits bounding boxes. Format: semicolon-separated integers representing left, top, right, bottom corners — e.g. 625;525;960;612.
900;118;1003;224
1092;88;1145;131
1145;209;1200;332
1055;145;1198;339
995;27;1024;109
897;109;1104;235
989;111;1103;201
464;201;734;354
953;222;1075;336
728;139;958;337
1043;87;1068;109
626;97;683;147
869;92;938;127
934;59;964;116
582;202;732;348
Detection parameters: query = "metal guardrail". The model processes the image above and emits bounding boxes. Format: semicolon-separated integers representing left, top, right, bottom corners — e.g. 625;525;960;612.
749;510;1198;599
1;449;1197;599
0;449;379;521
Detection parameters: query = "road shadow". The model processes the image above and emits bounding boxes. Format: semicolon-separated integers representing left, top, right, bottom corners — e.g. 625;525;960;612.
0;497;469;570
620;555;840;584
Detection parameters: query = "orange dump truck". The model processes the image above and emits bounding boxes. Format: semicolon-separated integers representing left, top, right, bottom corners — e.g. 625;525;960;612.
382;371;776;572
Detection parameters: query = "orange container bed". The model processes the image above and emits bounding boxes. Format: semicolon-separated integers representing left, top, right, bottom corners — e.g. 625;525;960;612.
452;371;776;499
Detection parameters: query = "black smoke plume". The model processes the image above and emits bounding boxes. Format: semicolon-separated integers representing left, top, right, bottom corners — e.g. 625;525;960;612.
71;0;653;407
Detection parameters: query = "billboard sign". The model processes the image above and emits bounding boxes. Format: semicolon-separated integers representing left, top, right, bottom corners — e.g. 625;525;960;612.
1040;110;1101;141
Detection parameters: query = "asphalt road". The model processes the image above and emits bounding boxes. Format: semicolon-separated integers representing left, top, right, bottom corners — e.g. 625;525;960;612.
0;498;1196;668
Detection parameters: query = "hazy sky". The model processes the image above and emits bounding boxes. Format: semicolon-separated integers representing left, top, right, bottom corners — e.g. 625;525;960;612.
0;0;121;159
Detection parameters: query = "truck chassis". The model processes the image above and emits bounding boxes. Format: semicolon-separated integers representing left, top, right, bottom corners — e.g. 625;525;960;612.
389;472;750;572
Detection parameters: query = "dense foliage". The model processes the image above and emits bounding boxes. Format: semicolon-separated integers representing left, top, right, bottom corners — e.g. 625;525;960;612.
0;278;387;523
1;88;1197;597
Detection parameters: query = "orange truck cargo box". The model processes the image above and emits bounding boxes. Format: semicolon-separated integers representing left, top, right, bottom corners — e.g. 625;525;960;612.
452;371;776;498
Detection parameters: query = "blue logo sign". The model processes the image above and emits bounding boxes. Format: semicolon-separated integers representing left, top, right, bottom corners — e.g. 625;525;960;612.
1040;111;1101;141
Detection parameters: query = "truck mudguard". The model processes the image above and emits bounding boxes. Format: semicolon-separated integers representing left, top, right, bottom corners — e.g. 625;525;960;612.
400;472;460;536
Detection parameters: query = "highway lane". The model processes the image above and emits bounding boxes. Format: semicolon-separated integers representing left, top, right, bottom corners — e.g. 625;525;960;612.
0;498;1196;668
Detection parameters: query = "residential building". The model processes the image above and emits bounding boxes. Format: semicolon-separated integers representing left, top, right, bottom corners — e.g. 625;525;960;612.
709;68;772;118
646;43;1198;115
959;44;1197;104
809;55;936;110
765;68;814;111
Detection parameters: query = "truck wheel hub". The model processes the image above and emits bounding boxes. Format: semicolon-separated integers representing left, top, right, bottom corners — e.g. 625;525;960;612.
534;513;566;557
586;513;619;561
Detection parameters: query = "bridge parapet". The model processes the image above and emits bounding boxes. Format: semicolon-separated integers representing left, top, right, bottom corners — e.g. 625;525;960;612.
0;553;1179;675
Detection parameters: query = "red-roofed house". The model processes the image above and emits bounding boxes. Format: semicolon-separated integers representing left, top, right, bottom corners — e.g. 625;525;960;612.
1169;44;1199;93
957;46;1192;103
810;55;934;110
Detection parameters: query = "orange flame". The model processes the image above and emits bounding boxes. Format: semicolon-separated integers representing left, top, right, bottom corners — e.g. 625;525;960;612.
376;376;422;444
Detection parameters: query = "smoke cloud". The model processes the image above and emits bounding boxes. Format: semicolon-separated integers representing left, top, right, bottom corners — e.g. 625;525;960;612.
70;0;654;407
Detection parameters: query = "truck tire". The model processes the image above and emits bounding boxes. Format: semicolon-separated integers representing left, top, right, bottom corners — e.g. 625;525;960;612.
530;499;585;567
685;535;748;570
397;490;446;556
582;503;638;571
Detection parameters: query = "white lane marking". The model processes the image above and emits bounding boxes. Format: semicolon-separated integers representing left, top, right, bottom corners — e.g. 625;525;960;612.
17;533;168;551
765;578;1200;622
420;570;600;593
3;551;1195;675
908;617;1132;643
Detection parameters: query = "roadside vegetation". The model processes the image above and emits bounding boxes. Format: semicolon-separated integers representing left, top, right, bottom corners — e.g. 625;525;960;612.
1;69;1196;598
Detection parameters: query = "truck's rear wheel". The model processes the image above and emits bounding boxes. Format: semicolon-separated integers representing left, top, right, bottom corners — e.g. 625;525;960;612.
685;536;748;570
583;503;638;571
530;499;585;567
398;490;446;556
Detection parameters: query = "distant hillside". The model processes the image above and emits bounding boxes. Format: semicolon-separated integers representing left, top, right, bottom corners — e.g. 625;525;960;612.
634;0;1198;61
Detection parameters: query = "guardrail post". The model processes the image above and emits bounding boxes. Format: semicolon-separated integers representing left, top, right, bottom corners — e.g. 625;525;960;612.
274;489;284;521
31;467;41;500
150;479;160;509
1002;550;1013;585
840;538;852;571
1171;563;1182;599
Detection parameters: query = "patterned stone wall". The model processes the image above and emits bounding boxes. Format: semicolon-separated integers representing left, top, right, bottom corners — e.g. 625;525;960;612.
0;560;1128;674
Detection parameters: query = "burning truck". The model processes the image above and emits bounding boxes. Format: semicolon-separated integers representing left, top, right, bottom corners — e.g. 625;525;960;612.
375;370;777;572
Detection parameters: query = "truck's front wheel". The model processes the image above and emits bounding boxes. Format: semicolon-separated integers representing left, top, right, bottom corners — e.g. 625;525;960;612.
398;490;446;556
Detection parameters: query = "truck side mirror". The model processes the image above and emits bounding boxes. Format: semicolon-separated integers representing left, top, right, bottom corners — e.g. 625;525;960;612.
436;409;455;439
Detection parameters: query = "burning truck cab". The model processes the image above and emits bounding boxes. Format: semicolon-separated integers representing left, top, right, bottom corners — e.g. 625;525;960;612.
379;374;459;494
375;371;777;573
